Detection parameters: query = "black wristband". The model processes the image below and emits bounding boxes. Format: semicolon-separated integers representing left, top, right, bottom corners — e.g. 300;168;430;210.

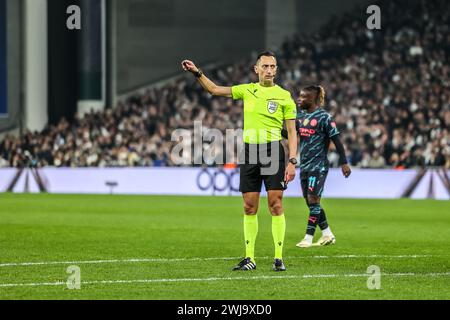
194;69;203;78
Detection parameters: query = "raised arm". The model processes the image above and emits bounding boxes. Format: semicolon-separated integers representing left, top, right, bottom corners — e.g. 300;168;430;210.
181;60;232;97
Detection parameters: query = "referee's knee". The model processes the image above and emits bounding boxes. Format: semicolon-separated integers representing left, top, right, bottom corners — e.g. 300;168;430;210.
268;200;283;216
244;202;258;215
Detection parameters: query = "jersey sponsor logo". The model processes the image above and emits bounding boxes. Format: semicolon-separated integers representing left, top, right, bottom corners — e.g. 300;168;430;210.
299;127;316;137
310;119;318;127
267;101;278;114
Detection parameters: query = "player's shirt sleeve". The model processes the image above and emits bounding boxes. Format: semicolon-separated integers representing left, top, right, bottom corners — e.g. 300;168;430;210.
231;83;250;100
283;96;297;120
323;114;340;137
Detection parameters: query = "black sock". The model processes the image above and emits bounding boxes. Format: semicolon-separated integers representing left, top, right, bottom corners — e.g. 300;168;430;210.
306;204;321;236
318;208;329;230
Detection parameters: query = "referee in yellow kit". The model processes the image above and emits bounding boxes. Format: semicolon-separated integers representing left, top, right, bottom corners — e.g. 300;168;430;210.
182;51;297;271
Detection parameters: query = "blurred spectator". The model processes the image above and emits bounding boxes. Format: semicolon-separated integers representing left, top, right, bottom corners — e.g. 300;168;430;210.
368;151;386;168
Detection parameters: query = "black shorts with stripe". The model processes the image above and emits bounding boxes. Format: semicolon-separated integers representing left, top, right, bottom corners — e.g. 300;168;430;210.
300;171;328;198
239;142;286;193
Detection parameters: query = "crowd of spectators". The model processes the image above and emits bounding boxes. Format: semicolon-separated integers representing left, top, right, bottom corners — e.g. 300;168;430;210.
0;0;448;169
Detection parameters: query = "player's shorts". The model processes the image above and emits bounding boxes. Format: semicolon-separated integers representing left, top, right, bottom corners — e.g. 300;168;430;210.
239;141;286;193
300;171;328;198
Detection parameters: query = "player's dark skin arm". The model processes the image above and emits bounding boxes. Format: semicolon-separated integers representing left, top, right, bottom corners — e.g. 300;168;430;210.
331;135;351;178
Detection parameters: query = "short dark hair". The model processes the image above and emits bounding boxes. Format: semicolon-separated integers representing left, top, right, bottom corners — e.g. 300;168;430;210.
256;51;276;63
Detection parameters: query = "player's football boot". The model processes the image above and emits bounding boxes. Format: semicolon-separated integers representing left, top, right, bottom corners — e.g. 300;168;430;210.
232;257;256;271
296;238;313;248
273;259;286;271
315;235;336;246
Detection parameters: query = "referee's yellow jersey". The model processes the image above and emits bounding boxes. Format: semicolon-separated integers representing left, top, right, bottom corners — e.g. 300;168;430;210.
231;83;297;144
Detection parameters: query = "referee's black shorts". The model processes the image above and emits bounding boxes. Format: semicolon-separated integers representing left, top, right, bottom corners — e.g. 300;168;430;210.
239;141;287;193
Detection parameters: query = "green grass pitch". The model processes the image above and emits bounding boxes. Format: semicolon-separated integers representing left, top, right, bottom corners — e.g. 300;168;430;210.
0;193;449;300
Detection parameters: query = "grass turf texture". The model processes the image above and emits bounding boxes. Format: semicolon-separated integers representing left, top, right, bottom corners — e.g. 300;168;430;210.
0;193;449;300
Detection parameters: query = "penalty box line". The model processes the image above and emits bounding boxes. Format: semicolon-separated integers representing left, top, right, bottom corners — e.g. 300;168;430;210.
1;272;450;288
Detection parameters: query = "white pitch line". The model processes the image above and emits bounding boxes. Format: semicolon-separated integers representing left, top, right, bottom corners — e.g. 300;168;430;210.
0;256;241;268
0;254;438;268
1;272;450;288
298;254;435;259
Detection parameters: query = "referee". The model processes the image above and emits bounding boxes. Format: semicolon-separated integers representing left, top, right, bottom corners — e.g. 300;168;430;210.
182;52;297;271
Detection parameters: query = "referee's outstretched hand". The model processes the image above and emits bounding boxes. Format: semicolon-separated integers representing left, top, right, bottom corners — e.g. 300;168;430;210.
181;60;198;73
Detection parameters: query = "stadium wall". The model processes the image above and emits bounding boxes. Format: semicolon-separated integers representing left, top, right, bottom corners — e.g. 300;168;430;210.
296;0;372;34
113;0;266;95
0;168;449;200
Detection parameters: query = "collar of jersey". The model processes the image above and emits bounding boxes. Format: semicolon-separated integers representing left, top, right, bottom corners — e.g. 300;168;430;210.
256;83;278;89
304;108;322;116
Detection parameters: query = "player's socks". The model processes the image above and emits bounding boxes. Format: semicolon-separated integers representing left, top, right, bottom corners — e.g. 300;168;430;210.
306;203;321;236
317;208;335;244
303;234;313;243
272;214;286;259
322;226;334;238
296;234;313;248
243;214;258;262
318;208;329;230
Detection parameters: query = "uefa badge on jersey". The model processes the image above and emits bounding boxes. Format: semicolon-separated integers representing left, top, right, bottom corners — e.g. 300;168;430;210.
267;101;278;114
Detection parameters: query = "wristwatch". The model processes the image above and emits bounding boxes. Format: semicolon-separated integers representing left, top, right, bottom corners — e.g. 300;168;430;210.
194;69;203;78
288;158;298;165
